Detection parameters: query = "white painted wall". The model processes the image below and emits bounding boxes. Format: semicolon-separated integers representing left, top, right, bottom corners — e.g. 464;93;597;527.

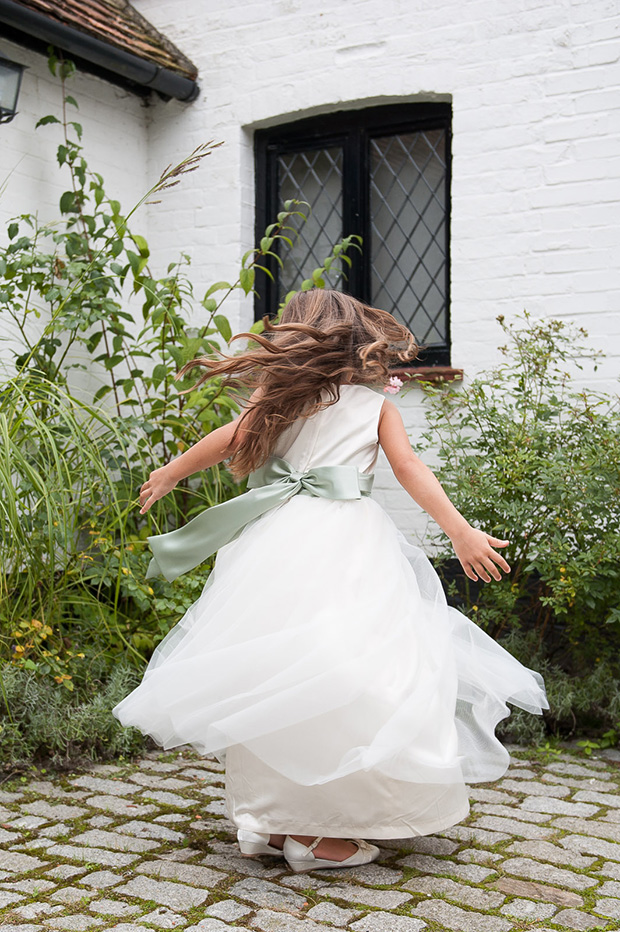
133;0;620;539
0;36;149;383
0;38;147;228
2;1;620;541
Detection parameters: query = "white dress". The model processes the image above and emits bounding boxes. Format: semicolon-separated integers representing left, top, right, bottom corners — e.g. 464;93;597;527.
113;384;548;838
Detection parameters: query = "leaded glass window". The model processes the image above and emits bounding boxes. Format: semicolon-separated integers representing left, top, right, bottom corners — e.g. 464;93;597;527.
370;130;448;348
278;147;344;292
255;103;451;366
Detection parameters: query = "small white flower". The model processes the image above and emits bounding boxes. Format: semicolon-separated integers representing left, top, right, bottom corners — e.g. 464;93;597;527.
384;376;404;395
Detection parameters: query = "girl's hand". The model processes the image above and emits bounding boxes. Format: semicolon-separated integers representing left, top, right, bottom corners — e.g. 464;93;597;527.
139;466;178;514
450;527;511;582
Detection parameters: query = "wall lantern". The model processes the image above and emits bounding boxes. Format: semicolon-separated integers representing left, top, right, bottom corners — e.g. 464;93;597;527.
0;54;26;124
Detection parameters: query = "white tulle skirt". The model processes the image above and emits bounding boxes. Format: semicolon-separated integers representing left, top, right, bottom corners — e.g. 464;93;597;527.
113;496;548;837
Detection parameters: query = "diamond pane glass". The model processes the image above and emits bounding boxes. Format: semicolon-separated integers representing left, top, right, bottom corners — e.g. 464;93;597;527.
278;147;344;296
370;130;447;346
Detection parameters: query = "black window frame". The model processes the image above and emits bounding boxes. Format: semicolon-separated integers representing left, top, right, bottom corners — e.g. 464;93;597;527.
254;102;452;367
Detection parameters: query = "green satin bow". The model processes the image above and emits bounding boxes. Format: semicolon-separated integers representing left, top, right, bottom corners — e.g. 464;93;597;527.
146;455;374;582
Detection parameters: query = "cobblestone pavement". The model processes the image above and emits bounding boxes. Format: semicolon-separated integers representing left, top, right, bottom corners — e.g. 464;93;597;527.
1;745;619;932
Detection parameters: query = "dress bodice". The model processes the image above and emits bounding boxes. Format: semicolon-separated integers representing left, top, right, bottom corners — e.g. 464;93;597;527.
272;384;386;474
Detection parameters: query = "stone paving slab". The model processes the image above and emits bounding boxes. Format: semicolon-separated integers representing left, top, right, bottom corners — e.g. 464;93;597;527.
0;744;619;931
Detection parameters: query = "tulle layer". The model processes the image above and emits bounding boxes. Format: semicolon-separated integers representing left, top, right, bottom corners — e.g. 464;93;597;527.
113;496;548;786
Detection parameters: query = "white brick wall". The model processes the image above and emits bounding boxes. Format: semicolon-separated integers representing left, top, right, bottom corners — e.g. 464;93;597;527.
0;38;147;224
0;37;149;370
132;0;620;538
2;1;619;540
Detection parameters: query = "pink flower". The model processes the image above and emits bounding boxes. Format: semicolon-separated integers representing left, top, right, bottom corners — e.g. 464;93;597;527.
384;376;403;395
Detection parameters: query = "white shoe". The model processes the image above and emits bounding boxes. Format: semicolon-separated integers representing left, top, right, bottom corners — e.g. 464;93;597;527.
283;835;380;873
237;829;284;857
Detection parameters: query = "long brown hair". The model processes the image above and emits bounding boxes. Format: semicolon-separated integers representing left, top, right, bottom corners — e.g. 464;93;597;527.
177;289;418;477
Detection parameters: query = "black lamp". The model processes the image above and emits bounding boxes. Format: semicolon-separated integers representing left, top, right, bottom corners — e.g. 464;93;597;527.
0;53;25;124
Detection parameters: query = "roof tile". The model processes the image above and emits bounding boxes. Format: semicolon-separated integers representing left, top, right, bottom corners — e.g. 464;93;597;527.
11;0;198;79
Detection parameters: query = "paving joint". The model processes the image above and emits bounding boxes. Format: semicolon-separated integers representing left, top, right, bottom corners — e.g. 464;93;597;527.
0;745;618;930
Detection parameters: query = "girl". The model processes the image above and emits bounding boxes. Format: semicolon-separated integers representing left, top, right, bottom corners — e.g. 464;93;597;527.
113;289;548;873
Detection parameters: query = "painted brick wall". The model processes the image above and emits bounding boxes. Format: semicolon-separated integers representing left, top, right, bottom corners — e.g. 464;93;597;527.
132;0;620;540
0;37;149;376
2;1;619;543
0;39;147;225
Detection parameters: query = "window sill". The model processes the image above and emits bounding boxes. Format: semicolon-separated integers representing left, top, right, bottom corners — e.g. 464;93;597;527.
391;366;464;385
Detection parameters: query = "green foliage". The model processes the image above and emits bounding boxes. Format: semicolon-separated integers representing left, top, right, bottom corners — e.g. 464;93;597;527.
0;662;147;766
0;52;363;756
419;313;620;738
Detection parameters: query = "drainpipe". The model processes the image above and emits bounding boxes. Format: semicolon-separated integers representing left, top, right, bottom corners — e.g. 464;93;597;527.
0;0;199;101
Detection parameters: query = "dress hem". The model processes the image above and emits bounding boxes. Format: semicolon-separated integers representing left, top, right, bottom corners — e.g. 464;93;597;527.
228;799;471;839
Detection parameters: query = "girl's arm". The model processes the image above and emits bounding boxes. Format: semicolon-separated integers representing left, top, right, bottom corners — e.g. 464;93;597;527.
139;420;238;514
378;399;510;583
139;390;263;514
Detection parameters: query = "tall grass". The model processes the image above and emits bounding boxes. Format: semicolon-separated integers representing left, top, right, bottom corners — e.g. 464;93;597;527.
0;374;141;673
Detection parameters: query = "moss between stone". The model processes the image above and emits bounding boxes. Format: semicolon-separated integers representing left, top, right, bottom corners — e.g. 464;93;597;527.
0;745;618;931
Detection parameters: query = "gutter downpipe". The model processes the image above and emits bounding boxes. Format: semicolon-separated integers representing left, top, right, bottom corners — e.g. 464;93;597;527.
0;0;200;101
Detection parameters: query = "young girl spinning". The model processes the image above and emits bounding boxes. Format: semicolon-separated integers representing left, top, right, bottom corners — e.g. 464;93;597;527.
114;289;548;873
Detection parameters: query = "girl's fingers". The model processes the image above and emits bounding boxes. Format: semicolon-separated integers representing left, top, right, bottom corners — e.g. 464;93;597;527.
487;536;510;548
474;563;492;583
462;563;478;582
480;556;502;581
492;552;511;573
139;486;154;512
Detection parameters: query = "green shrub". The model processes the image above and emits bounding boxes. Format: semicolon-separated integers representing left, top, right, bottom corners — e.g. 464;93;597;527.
0;661;148;767
0;52;361;758
419;313;620;739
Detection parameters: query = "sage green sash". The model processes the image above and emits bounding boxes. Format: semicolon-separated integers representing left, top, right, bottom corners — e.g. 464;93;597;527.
146;455;374;582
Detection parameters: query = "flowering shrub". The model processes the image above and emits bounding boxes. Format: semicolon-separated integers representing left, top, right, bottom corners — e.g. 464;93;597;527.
419;313;620;739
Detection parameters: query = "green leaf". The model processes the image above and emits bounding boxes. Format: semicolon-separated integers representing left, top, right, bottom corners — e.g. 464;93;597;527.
70;121;83;140
47;47;58;76
214;315;232;342
260;237;274;253
7;223;18;240
168;345;184;367
205;281;232;298
59;191;76;214
64;95;79;109
94;385;112;401
127;250;148;277
103;354;123;370
152;364;168;383
86;331;104;353
132;234;150;257
35;115;60;129
239;267;255;296
254;264;274;282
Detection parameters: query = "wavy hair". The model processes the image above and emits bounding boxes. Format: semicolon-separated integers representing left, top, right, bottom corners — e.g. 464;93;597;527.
177;289;418;477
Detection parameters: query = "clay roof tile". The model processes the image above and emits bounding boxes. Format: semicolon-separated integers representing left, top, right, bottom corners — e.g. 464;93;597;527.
10;0;198;79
